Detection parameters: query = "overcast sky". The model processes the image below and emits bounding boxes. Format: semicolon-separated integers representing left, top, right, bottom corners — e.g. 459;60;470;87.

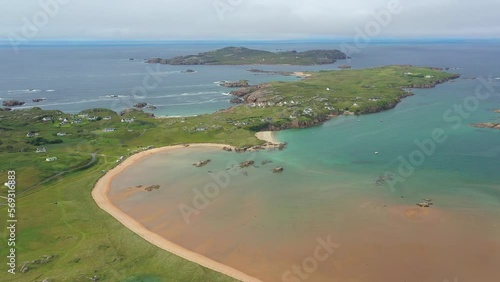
1;0;499;40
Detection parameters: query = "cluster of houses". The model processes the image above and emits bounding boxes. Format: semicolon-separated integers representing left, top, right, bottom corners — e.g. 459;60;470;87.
403;72;434;79
52;114;115;126
245;100;303;109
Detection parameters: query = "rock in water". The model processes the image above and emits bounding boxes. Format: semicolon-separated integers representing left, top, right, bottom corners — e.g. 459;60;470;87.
193;159;211;167
271;167;284;173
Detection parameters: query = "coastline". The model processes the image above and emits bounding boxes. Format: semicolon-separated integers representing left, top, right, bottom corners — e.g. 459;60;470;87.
92;143;269;282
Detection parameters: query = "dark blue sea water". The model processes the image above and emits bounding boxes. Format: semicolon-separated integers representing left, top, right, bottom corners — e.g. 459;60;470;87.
2;41;498;116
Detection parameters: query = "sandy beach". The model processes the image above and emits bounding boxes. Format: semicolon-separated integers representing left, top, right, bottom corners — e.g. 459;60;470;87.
255;131;279;144
292;71;312;78
92;143;262;282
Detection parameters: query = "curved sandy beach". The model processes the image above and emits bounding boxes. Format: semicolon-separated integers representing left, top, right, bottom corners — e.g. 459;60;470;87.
92;143;265;282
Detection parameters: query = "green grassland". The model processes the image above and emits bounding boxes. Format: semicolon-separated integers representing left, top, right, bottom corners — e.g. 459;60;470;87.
0;65;458;281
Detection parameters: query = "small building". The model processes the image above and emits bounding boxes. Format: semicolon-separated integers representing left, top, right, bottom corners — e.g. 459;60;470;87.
121;118;134;123
26;132;39;138
103;128;116;132
56;132;66;137
103;116;112;120
46;157;58;162
36;147;47;153
87;116;99;121
42;117;53;122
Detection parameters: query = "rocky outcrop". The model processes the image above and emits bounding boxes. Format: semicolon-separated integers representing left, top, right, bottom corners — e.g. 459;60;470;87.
220;80;250;88
2;100;25;107
193;160;211;167
120;108;155;117
145;185;160;192
230;97;244;104
229;84;271;104
271;167;284;173
338;65;352;69
32;98;46;103
134;102;148;109
472;123;500;130
417;198;434;207
239;160;255;168
133;102;157;110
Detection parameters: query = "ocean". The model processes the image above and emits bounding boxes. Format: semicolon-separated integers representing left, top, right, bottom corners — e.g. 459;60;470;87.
4;41;500;281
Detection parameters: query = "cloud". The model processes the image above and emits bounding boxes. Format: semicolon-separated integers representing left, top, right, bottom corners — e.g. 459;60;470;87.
0;0;499;40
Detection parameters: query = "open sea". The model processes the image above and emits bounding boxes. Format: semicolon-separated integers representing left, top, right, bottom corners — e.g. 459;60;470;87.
3;41;500;281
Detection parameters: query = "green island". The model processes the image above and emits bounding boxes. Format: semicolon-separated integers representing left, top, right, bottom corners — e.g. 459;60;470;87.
147;46;347;65
0;65;459;281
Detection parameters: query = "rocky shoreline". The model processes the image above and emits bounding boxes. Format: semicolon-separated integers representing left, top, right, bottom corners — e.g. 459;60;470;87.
219;73;459;132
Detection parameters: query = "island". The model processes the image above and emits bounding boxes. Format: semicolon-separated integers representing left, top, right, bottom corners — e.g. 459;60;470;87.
147;46;347;65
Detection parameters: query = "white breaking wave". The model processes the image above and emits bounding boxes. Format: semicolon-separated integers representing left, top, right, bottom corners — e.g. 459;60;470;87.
4;89;42;94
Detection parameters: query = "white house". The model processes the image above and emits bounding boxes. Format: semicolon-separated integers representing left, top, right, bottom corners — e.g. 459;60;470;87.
36;147;46;153
57;132;66;137
26;132;39;138
103;128;116;132
46;157;58;162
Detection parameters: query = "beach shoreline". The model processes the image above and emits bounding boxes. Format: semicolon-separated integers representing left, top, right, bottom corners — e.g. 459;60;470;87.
92;143;263;282
255;131;279;144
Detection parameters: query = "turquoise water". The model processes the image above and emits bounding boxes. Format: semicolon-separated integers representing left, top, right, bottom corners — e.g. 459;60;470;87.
276;79;500;205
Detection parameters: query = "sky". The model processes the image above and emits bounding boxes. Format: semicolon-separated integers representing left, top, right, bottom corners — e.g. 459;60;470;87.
1;0;500;41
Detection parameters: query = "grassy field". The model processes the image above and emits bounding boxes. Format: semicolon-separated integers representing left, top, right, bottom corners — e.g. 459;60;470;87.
0;65;459;281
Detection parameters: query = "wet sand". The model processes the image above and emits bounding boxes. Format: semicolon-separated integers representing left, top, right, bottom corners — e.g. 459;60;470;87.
92;143;262;282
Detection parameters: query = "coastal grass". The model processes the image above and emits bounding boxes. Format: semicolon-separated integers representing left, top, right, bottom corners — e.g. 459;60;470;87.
0;65;459;281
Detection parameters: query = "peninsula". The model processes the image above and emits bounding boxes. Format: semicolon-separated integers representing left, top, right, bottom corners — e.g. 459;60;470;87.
147;46;347;65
